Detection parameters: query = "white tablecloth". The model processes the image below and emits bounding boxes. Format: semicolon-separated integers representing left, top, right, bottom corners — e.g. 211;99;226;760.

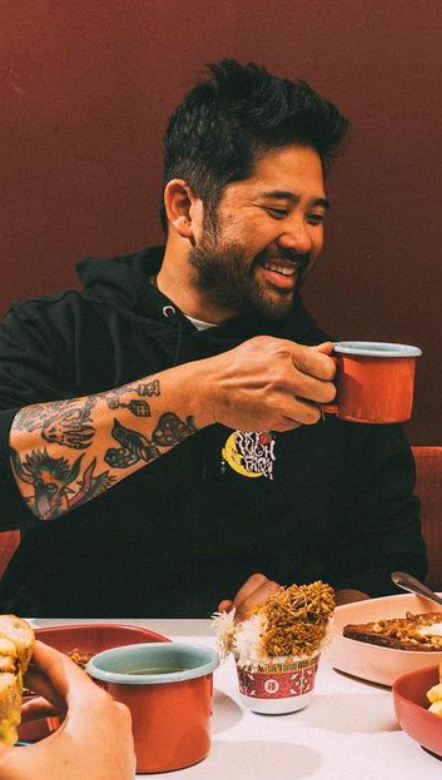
33;618;441;779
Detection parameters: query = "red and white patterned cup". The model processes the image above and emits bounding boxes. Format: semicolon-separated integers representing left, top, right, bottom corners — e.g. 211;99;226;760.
236;654;320;714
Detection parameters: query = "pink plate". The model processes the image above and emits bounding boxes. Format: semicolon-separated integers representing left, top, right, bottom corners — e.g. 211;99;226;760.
393;665;442;757
328;593;442;686
19;623;170;743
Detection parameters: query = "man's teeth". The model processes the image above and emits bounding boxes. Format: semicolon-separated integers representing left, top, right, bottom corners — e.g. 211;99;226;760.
262;262;296;276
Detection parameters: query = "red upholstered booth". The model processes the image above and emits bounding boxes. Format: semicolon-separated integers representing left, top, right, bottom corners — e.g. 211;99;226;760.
412;447;442;592
0;530;19;581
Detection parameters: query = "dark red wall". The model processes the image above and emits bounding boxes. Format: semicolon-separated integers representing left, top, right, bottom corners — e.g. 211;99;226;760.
1;0;441;443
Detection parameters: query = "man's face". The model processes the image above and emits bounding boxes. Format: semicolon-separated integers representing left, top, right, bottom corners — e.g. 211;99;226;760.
188;145;328;321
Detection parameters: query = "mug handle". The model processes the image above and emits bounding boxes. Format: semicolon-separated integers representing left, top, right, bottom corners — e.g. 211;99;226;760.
319;403;338;415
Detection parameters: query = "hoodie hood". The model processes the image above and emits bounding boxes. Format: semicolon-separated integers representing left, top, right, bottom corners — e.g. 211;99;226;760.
76;246;330;358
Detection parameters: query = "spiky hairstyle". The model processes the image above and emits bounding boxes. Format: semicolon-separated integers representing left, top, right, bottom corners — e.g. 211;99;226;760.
160;59;350;230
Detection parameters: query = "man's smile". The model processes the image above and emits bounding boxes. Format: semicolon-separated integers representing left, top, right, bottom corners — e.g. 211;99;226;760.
258;262;298;290
254;250;310;292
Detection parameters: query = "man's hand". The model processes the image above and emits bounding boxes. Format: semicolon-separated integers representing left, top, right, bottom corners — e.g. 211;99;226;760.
0;641;136;780
200;337;336;432
217;578;371;620
218;572;281;622
335;589;370;606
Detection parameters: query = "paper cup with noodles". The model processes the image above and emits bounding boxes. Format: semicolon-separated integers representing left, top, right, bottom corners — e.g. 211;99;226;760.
213;581;335;714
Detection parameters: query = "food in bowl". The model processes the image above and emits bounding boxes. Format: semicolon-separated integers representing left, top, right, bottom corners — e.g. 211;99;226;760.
67;647;94;668
343;611;442;650
426;659;442;716
330;594;442;686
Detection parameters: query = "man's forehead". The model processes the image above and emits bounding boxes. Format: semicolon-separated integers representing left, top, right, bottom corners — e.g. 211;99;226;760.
225;145;326;200
223;178;327;206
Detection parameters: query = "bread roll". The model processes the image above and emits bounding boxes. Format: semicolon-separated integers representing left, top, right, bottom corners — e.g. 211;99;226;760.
0;615;35;745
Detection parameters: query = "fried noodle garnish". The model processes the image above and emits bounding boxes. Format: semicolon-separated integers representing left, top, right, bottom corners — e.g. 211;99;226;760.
250;581;335;658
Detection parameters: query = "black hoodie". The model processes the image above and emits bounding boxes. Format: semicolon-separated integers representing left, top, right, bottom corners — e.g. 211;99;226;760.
0;247;427;616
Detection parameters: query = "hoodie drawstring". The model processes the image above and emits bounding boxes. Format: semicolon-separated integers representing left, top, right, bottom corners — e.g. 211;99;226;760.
162;306;184;366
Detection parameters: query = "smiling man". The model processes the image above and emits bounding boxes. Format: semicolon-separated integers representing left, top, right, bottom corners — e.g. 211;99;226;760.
160;145;327;323
0;60;427;617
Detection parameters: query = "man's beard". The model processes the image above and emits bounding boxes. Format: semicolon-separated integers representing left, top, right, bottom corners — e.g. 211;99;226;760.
188;229;310;321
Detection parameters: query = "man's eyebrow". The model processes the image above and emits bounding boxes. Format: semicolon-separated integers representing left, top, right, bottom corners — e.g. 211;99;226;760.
260;190;331;209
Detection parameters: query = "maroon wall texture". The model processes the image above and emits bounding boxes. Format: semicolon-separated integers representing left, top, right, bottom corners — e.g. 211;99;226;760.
0;0;441;443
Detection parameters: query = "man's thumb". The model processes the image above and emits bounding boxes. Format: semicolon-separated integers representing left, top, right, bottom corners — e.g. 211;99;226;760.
311;341;335;355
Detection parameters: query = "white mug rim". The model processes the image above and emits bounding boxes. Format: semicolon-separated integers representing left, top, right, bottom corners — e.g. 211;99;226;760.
86;642;219;685
334;341;422;358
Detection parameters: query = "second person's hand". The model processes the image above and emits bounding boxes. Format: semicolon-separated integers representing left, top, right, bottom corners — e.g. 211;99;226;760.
0;641;136;780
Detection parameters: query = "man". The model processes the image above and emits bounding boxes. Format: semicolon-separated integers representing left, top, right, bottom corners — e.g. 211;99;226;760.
0;60;427;617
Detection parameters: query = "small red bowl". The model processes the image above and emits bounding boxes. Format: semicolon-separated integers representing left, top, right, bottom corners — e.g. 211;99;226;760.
393;664;442;757
19;622;170;743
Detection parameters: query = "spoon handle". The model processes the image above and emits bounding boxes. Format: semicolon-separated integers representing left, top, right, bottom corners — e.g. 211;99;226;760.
391;571;442;609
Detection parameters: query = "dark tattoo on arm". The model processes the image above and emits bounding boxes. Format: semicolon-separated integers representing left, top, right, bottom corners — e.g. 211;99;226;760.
152;413;197;446
10;447;114;521
97;378;162;418
99;379;160;401
106;398;151;417
13;398;96;449
104;418;160;468
104;412;197;470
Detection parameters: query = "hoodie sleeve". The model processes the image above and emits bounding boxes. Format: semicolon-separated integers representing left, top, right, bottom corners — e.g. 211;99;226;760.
323;422;428;597
0;299;76;531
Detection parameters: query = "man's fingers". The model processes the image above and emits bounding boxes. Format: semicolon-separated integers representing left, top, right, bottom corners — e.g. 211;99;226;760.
217;573;281;620
220;573;281;622
217;599;234;613
234;579;280;621
21;695;63;723
312;341;335;355
231;573;272;606
28;641;96;708
23;665;66;714
293;342;336;381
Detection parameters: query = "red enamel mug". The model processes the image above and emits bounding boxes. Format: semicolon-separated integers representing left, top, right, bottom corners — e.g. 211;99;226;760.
87;642;219;774
321;341;422;424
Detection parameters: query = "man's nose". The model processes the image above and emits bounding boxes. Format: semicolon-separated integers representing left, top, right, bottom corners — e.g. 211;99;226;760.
278;219;313;254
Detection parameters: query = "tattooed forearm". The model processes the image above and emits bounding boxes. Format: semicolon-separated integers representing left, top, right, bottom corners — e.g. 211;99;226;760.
10;363;206;521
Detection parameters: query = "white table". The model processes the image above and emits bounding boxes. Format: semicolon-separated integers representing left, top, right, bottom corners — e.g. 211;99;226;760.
33;618;441;779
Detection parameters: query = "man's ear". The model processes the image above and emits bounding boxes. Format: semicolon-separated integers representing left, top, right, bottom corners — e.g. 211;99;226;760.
163;180;198;239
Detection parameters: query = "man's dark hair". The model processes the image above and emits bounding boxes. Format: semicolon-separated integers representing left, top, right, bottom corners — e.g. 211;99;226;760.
160;59;350;231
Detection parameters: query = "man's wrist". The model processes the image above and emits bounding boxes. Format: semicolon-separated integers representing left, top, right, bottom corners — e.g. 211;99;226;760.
168;359;216;429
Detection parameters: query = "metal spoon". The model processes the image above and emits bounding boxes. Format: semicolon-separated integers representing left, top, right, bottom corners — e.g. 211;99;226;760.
391;571;442;609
